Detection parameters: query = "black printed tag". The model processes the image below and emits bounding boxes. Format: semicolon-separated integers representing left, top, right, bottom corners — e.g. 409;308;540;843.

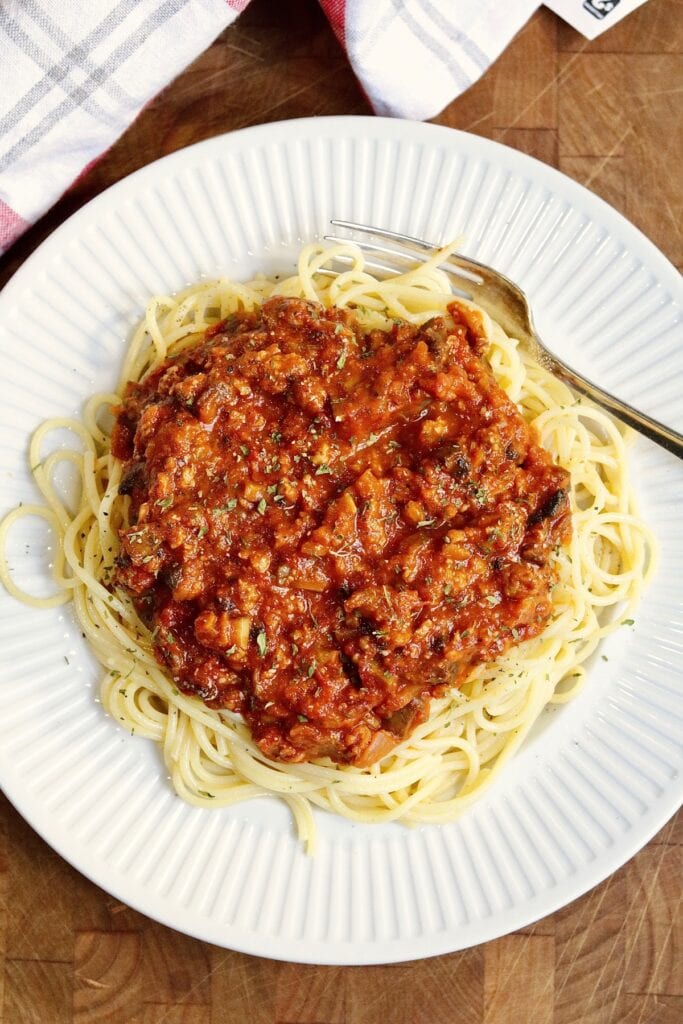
583;0;622;18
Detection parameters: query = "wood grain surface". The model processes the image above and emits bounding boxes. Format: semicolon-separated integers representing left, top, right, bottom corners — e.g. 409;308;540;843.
0;1;681;1021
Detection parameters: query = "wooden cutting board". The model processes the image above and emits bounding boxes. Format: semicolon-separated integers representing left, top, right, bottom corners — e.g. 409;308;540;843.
0;1;680;1021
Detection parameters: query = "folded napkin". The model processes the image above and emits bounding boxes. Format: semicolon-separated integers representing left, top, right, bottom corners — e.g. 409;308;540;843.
0;0;544;254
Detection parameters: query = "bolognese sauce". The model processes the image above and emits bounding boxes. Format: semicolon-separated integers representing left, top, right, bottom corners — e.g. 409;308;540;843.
112;296;570;766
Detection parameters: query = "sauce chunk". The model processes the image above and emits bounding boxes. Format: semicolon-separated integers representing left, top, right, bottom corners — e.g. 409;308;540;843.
112;297;570;765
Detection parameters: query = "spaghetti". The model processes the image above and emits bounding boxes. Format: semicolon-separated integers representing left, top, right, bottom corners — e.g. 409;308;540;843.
0;242;656;851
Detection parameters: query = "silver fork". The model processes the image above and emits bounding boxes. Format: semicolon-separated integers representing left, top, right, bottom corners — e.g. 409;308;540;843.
326;220;683;460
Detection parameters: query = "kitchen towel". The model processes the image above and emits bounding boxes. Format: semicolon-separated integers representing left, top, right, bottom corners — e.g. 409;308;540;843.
0;0;644;254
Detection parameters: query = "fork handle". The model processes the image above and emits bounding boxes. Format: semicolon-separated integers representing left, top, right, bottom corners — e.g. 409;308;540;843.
546;351;683;459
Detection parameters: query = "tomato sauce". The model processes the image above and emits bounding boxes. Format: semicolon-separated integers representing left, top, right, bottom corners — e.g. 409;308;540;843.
112;296;570;765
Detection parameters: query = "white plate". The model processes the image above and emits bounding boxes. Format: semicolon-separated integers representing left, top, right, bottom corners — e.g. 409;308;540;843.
0;117;681;965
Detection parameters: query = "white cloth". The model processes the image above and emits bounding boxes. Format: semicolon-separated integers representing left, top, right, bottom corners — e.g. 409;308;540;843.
344;0;538;120
0;0;240;250
0;1;645;254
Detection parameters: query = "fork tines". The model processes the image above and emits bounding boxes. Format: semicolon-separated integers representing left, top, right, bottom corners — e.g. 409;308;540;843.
325;219;483;290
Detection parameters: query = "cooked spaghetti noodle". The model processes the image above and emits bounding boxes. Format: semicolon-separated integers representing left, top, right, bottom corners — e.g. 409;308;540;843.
0;242;657;851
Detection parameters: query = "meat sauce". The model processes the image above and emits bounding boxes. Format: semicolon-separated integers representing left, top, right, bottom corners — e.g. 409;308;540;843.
112;296;570;766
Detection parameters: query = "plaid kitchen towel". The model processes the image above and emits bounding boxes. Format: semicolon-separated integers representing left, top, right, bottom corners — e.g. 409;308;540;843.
0;0;628;254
